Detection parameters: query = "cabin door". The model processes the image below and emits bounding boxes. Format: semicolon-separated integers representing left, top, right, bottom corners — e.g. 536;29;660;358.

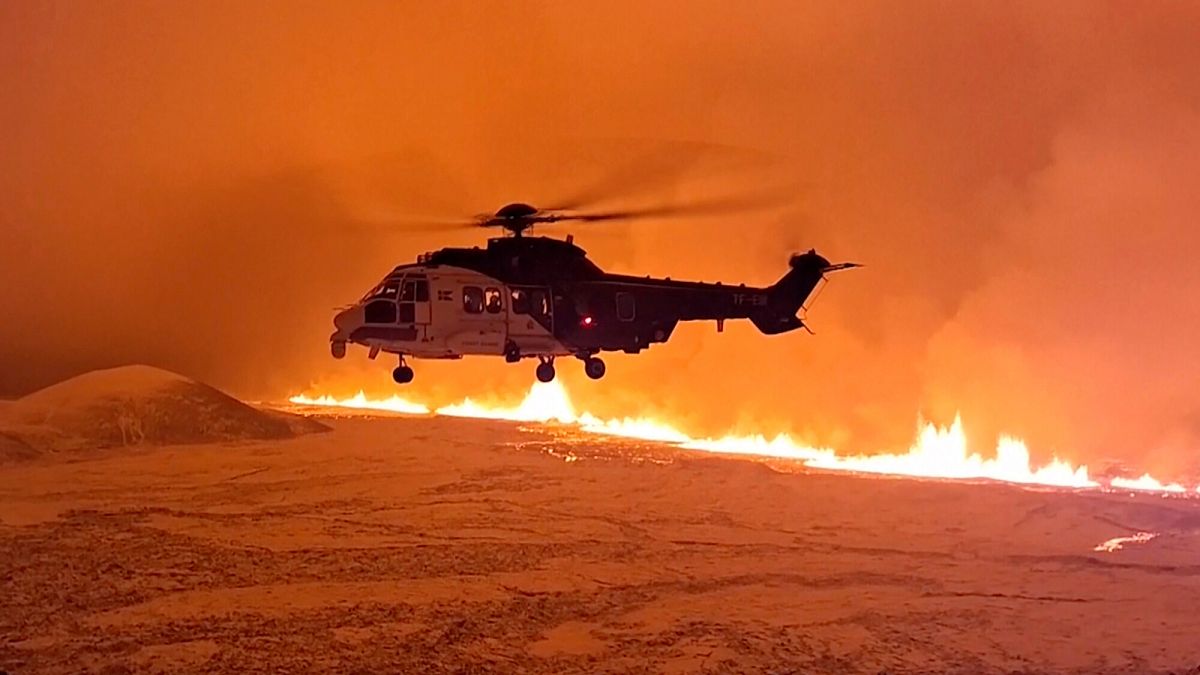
508;286;554;340
398;277;431;338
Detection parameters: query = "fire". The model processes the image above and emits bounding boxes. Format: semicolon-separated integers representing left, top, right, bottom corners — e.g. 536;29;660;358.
678;421;1093;488
289;380;1195;493
289;391;429;415
1109;474;1188;493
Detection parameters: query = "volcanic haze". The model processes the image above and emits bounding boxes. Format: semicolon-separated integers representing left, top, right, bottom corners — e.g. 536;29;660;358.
4;4;1200;504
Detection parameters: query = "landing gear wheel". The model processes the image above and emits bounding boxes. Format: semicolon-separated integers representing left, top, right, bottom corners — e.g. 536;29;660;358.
331;341;347;359
504;342;521;364
392;365;414;384
584;357;606;380
535;361;556;383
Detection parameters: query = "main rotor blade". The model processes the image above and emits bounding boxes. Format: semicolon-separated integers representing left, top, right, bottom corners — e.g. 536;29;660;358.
339;214;489;234
547;190;791;223
541;141;768;212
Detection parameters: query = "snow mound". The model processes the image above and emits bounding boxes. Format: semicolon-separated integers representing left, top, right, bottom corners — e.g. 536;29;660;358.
0;365;327;454
0;430;38;462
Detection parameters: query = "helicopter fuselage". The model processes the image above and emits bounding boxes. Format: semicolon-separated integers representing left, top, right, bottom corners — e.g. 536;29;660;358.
329;235;847;383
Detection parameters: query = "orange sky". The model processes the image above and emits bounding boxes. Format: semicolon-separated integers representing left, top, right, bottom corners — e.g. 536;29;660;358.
3;1;1200;472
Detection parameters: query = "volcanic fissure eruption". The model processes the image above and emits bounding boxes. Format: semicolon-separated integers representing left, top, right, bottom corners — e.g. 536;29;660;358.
290;381;1197;494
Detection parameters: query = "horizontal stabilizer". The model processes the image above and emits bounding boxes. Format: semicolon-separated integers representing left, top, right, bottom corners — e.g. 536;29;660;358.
750;312;805;335
823;262;863;273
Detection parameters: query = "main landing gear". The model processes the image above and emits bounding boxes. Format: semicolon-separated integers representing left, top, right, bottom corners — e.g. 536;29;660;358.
525;351;606;383
570;352;606;380
583;356;606;380
392;355;414;384
535;356;556;383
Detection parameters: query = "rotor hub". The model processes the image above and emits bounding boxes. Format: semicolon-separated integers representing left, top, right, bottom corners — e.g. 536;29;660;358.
494;202;539;220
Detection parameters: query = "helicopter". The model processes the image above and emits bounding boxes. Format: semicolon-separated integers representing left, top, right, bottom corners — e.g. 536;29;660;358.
328;201;859;384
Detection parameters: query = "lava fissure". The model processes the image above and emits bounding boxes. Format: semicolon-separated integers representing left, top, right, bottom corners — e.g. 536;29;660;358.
289;381;1197;495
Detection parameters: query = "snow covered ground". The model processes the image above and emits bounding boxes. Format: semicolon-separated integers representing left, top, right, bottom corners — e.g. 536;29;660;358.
2;412;1198;674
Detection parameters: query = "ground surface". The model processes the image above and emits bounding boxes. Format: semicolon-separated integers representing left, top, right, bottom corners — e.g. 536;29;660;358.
2;413;1199;674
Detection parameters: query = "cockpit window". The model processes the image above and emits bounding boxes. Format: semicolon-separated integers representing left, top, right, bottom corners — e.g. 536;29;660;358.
363;279;400;301
365;300;397;324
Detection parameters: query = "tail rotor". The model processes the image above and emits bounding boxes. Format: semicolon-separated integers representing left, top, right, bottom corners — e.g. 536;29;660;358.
751;251;861;335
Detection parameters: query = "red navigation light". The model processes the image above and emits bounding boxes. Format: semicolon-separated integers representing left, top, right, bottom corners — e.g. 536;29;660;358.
580;316;595;327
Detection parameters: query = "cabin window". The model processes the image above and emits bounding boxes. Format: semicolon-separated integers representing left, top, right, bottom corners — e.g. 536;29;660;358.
616;292;636;321
529;289;550;318
485;287;503;314
511;289;530;314
462;286;484;314
511;287;550;318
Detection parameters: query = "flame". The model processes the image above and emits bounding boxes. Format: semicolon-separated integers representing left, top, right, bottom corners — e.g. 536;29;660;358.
1109;474;1188;493
678;421;1093;487
288;391;429;415
288;380;1195;493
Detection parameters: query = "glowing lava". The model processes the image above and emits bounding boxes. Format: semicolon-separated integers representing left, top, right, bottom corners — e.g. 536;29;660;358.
1093;532;1158;552
289;380;1194;493
289;391;429;415
1109;474;1188;493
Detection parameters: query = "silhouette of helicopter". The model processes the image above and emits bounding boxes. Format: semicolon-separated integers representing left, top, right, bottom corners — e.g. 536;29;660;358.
330;199;858;384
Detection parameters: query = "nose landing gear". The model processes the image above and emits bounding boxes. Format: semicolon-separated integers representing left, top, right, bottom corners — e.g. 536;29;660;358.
392;355;414;384
504;341;521;364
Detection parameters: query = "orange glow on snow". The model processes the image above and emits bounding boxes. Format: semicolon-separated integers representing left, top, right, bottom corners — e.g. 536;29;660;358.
289;381;1194;493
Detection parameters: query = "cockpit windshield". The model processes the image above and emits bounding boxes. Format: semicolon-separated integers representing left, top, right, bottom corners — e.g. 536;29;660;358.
361;278;400;302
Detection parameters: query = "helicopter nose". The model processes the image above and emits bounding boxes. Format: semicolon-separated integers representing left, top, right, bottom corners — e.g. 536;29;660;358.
333;306;357;332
